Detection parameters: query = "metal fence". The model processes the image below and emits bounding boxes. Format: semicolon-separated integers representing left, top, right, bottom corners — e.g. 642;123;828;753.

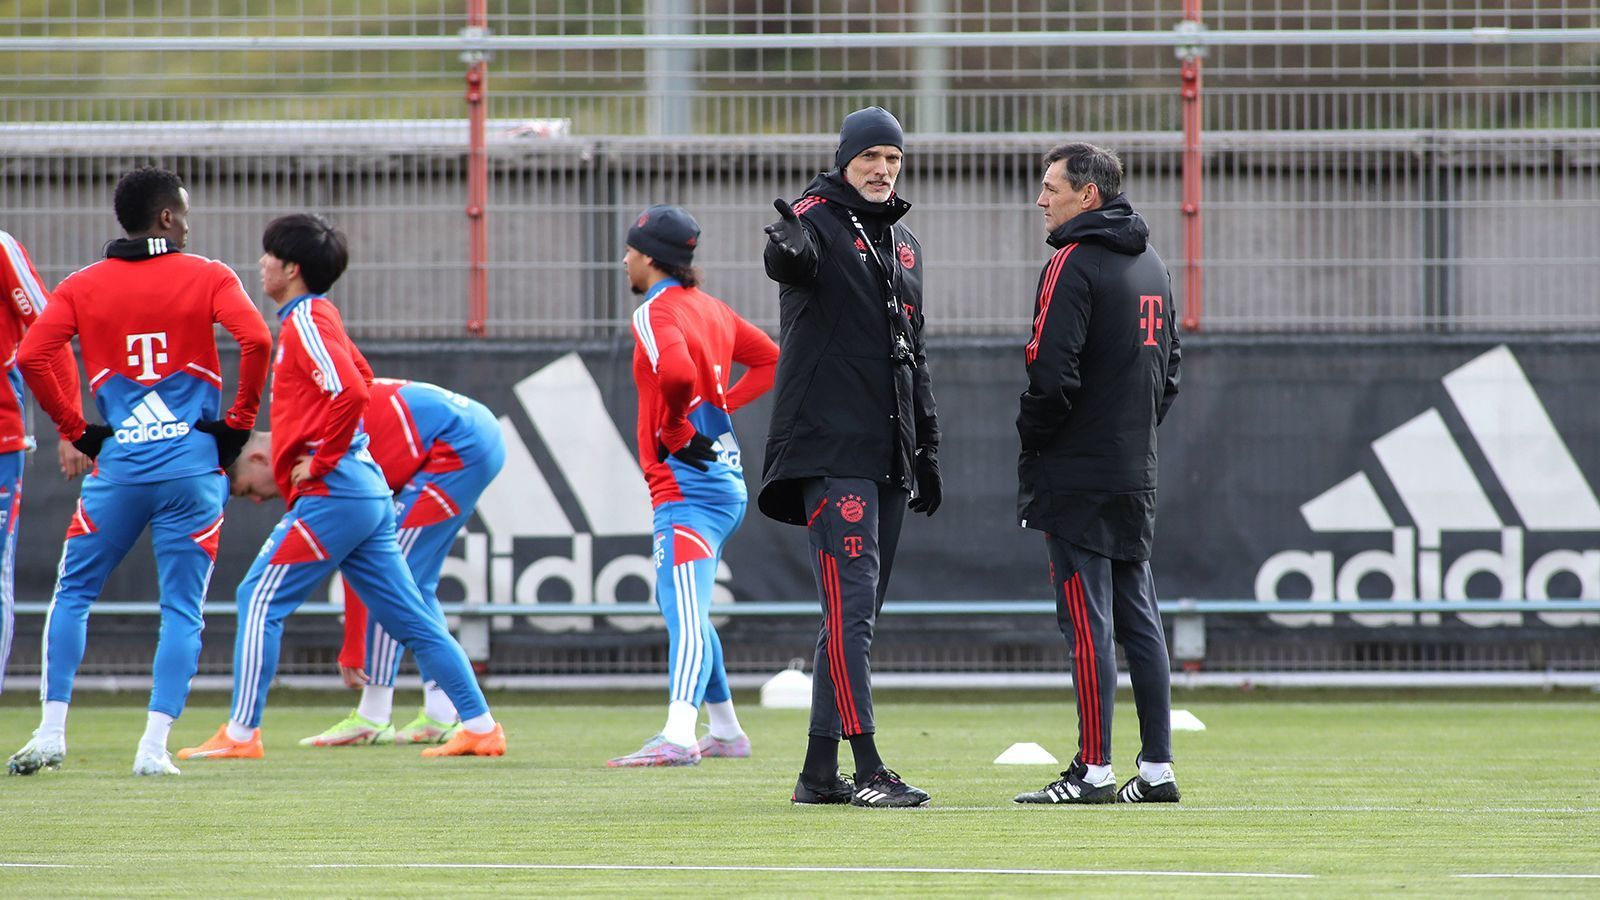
2;3;1598;336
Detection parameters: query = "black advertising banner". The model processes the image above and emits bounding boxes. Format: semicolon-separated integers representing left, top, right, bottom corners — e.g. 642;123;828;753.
11;336;1599;652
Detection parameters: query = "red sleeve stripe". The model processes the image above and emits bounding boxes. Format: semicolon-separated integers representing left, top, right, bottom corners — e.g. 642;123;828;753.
790;196;825;216
0;232;48;316
1025;242;1078;365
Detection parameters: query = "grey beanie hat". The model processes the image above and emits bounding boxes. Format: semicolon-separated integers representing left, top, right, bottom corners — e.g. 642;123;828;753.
834;107;905;171
626;204;700;268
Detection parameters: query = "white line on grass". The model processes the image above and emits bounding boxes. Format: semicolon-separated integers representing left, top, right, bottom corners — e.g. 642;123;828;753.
0;863;88;868
301;863;1313;879
1456;874;1600;880
1161;805;1600;814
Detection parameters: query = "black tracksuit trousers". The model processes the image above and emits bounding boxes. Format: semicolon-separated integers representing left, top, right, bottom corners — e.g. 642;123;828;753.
1046;535;1173;767
801;476;906;739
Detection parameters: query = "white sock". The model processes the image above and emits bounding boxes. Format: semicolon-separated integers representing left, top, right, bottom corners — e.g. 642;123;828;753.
705;700;743;740
1139;759;1175;785
1084;763;1114;785
139;712;174;755
422;681;458;724
226;720;255;743
662;700;698;747
39;700;69;740
461;712;496;735
357;685;394;726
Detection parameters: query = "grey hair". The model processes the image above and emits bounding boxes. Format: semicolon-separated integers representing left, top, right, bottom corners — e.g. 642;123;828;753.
1042;142;1123;201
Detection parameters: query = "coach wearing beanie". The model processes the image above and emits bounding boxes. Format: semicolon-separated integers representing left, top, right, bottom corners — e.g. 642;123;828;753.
759;107;941;809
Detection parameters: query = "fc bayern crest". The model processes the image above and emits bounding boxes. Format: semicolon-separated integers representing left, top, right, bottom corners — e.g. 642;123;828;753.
896;241;916;269
837;493;867;523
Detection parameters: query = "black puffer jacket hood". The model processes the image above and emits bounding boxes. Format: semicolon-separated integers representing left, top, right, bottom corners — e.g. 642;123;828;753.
1047;193;1148;255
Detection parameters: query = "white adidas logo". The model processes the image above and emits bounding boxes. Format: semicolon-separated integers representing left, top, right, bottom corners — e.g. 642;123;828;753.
1256;346;1599;628
431;353;734;634
115;391;191;445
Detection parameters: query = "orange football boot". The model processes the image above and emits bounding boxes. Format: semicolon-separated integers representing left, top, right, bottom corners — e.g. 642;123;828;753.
421;723;505;758
177;725;265;760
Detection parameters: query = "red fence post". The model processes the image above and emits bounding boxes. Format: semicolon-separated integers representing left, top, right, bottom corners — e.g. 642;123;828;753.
1179;0;1204;332
464;0;489;337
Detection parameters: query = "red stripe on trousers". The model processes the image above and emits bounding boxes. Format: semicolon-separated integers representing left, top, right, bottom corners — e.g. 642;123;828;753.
832;553;863;735
823;551;861;735
1066;572;1103;765
1063;570;1090;762
1078;574;1106;764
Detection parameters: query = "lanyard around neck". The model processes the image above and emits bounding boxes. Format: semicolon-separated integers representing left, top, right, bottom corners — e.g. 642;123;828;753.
845;208;896;297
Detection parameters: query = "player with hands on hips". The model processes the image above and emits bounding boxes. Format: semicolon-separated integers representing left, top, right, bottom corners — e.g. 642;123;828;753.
8;167;272;778
227;377;505;747
180;214;505;763
607;204;779;768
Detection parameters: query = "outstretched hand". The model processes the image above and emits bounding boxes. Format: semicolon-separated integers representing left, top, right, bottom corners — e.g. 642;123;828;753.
764;199;806;258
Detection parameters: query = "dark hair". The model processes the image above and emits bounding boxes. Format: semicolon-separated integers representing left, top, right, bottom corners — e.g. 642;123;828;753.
262;213;349;294
653;261;702;289
113;167;186;234
1042;142;1123;201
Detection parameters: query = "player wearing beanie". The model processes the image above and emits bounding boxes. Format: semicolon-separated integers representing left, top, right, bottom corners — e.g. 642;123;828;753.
607;204;779;768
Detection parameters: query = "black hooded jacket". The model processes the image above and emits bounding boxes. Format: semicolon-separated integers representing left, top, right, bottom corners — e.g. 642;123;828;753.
1016;193;1181;561
758;171;939;525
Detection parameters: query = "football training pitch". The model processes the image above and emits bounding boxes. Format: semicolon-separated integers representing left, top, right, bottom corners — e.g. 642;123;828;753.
2;690;1596;897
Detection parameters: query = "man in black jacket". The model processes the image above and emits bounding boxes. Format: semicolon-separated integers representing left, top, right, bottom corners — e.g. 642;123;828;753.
760;106;940;808
1010;142;1183;806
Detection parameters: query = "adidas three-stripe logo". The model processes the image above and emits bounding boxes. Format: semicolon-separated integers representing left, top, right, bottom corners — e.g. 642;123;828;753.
855;788;890;804
115;392;191;444
1045;782;1083;802
1257;345;1600;627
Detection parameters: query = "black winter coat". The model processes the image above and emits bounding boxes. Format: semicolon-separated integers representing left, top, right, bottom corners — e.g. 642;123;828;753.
758;172;939;525
1016;194;1181;561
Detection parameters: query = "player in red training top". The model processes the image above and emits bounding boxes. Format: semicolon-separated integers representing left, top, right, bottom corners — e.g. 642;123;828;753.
0;230;85;703
226;377;504;746
180;214;504;762
606;205;779;768
8;168;272;777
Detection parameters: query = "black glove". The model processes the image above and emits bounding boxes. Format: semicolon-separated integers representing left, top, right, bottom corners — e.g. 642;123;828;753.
908;446;942;516
195;419;252;469
656;432;719;473
72;423;114;460
763;199;807;258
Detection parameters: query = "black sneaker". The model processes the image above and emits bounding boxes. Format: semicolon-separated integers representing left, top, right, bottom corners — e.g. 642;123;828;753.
1013;758;1116;804
850;767;930;808
1117;774;1180;803
792;771;855;805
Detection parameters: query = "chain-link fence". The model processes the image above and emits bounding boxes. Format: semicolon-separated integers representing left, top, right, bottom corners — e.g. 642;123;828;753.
2;2;1598;336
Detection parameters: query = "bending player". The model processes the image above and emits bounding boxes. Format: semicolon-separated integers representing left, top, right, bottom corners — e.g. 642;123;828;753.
227;377;505;746
9;168;272;776
179;214;505;761
607;205;778;767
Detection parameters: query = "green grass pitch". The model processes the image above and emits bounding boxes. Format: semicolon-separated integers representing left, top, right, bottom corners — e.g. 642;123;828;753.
2;689;1597;897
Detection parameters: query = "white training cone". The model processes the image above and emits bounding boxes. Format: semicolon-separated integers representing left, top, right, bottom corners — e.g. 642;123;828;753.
994;742;1060;765
759;668;813;709
1170;709;1207;731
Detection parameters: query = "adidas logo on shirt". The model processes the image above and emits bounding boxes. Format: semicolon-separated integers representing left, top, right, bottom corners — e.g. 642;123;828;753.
116;391;191;444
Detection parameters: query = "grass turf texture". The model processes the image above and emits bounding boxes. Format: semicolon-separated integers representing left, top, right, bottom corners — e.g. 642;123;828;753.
1;690;1597;897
